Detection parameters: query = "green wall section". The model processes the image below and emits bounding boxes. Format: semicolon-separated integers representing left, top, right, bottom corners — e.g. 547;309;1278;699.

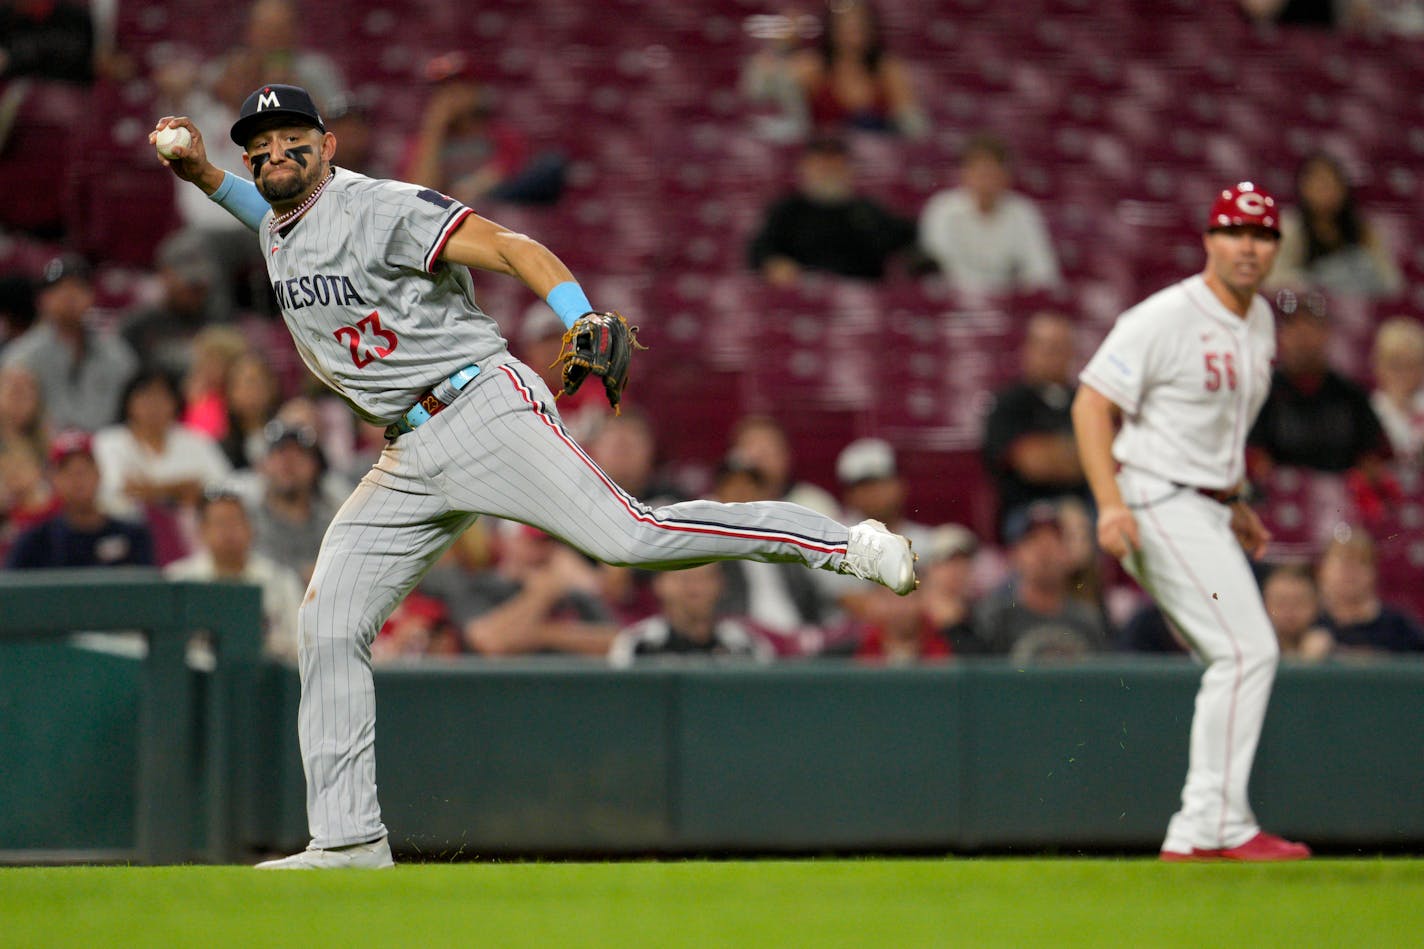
4;650;1424;861
0;642;140;850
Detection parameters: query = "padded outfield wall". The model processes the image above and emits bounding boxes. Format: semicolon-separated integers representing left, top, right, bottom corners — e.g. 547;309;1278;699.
3;644;1422;862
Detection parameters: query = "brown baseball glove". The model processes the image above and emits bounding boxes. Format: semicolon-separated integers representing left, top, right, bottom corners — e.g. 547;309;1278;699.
553;310;646;412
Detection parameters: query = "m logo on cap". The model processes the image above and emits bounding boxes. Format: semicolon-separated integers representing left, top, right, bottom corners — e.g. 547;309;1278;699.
258;89;281;110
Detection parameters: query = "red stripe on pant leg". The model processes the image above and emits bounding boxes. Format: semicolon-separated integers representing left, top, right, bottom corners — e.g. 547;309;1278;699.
498;365;846;556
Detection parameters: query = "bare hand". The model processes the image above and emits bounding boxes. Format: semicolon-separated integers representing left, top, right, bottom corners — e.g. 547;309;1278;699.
1095;502;1140;560
150;116;214;185
1229;501;1271;560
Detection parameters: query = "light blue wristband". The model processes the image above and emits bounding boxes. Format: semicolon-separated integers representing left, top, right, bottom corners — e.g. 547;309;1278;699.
546;281;593;329
208;171;271;232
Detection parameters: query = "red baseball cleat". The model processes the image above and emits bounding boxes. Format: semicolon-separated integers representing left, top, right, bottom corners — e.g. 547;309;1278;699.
1160;832;1311;862
1211;832;1312;861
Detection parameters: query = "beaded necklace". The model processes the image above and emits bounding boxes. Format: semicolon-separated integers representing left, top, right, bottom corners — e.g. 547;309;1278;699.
271;169;334;232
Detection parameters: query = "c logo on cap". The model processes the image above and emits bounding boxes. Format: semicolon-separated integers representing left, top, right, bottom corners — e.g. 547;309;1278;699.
1235;192;1268;216
257;90;281;111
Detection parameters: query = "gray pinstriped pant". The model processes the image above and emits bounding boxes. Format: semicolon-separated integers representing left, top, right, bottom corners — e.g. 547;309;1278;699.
298;357;853;848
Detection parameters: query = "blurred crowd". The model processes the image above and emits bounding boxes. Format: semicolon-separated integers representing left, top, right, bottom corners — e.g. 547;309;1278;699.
1;0;1422;665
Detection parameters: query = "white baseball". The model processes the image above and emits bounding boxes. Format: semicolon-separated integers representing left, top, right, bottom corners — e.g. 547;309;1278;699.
155;125;191;159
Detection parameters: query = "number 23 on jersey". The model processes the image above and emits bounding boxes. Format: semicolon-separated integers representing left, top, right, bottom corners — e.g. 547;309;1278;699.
335;311;399;368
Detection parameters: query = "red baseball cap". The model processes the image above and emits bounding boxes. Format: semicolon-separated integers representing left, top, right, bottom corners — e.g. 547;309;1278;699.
48;430;94;467
1206;182;1280;235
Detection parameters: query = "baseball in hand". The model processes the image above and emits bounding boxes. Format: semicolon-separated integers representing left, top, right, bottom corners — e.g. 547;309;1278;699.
155;125;191;159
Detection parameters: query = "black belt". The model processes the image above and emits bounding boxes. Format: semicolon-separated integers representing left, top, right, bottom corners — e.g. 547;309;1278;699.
1173;482;1245;505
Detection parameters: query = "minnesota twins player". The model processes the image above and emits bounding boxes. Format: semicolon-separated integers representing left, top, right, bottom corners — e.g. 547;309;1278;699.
151;85;917;868
1072;183;1310;862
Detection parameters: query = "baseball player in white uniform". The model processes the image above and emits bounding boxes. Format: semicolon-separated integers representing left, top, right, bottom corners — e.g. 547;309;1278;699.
151;85;917;869
1072;183;1310;862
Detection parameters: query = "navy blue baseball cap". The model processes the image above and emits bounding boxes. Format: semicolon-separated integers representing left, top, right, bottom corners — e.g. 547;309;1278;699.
230;84;326;145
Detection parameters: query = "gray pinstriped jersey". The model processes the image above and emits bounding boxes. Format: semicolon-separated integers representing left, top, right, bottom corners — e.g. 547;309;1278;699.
260;168;508;424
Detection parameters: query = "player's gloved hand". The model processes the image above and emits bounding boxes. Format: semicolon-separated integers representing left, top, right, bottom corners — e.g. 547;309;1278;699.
554;310;647;413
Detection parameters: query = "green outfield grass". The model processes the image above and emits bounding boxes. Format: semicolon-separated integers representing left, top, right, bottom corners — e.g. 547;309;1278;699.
2;858;1420;948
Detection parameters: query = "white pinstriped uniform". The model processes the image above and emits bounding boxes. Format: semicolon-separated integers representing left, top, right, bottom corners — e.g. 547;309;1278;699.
1080;275;1278;854
255;169;857;849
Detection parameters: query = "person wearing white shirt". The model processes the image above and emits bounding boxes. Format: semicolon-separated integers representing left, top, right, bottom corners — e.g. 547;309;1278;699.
92;369;232;523
918;134;1062;295
1073;182;1310;863
1369;316;1424;466
164;491;303;661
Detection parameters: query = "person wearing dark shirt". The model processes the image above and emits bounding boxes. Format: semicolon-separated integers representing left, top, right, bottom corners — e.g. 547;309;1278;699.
983;311;1091;541
1316;530;1424;654
608;562;772;666
1249;299;1390;474
6;431;153;569
972;501;1111;660
0;0;94;83
748;135;916;284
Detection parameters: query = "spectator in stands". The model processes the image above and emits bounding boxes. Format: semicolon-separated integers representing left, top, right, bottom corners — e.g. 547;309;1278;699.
739;6;816;142
324;92;383;178
514;305;609;443
372;591;462;662
122;230;230;380
0;274;37;345
726;414;839;517
402;52;567;206
242;0;347;108
1316;529;1424;653
0;439;59;560
585;409;682;506
1116;602;1186;654
742;0;926;139
152;49;266;313
92;369;232;524
748;135;917;285
982;311;1089;541
855;522;985;663
1262;563;1334;660
463;524;619;658
1369;317;1424;466
164;490;303;661
609;562;773;667
1268;152;1402;298
710;453;834;653
973;500;1112;660
248;420;338;584
2;255;137;433
918;134;1062;296
1341;0;1424;36
180;326;249;440
1248;294;1391;475
1237;0;1339;26
0;362;49;459
6;431;153;568
0;0;94;84
834;437;932;550
218;353;283;470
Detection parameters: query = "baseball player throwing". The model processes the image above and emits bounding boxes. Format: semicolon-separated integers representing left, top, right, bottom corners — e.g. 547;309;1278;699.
1072;183;1310;861
151;84;917;869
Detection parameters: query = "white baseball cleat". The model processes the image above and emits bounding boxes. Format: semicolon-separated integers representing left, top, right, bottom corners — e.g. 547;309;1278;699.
840;519;919;595
255;835;395;869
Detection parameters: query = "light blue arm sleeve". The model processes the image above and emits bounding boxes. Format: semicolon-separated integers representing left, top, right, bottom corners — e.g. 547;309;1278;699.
207;172;269;232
